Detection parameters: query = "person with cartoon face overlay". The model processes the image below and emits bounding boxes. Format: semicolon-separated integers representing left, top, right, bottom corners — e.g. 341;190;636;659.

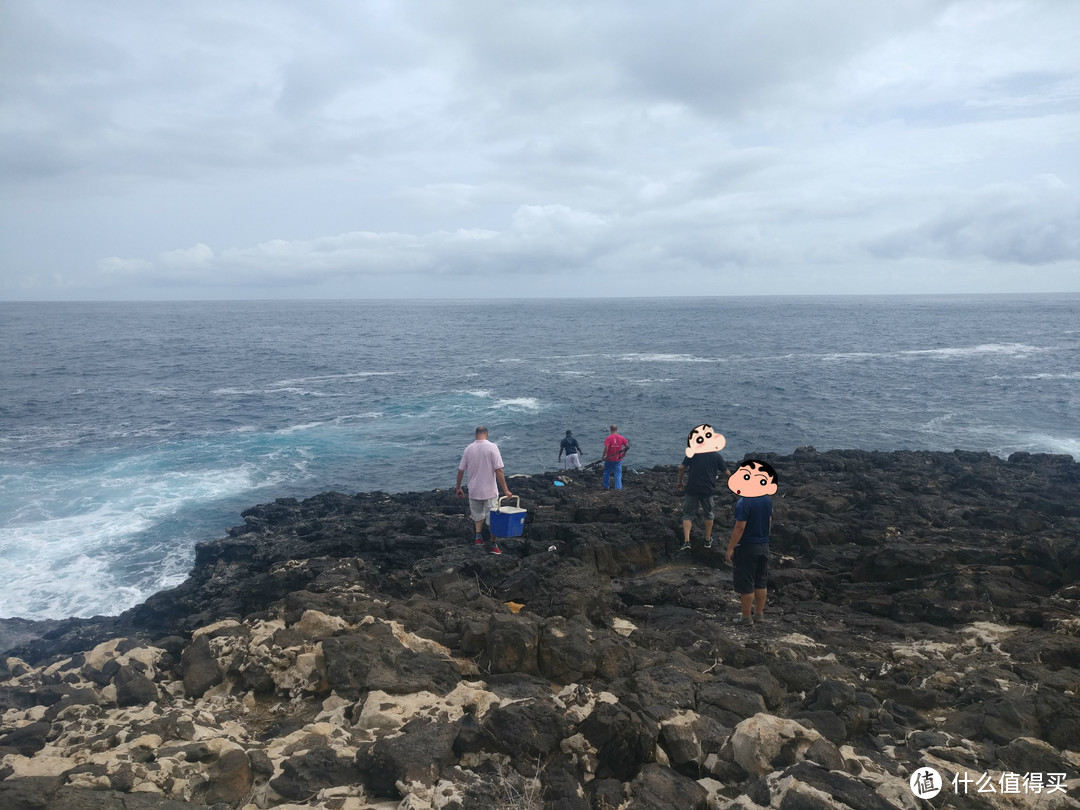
676;424;731;551
724;459;779;624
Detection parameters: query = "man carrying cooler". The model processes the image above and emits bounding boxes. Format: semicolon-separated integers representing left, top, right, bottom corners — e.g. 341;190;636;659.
456;426;512;555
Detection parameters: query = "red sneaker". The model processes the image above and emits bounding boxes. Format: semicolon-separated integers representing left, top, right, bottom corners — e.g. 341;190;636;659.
490;544;502;555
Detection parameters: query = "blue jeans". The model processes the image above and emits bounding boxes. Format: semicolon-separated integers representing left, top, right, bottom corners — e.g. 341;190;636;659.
603;460;623;489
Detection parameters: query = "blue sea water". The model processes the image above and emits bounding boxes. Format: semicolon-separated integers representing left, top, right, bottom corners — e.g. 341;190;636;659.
1;294;1078;620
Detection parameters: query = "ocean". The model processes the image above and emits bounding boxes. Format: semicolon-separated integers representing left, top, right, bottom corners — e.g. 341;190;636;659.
1;294;1078;621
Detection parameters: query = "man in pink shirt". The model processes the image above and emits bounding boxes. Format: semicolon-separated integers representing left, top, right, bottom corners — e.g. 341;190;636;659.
456;426;512;554
601;424;630;490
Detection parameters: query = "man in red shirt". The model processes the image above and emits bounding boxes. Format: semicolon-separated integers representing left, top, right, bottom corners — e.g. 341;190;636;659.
601;424;630;489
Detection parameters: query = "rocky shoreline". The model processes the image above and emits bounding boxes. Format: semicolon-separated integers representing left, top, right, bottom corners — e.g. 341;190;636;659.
2;448;1079;809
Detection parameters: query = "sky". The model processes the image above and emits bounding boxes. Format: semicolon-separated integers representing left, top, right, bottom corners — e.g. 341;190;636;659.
1;0;1078;300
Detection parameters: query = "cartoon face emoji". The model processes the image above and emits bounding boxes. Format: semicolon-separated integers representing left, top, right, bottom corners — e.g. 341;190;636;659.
685;424;726;457
728;462;778;497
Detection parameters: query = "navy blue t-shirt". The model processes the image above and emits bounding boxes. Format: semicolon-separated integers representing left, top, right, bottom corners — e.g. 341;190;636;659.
734;495;772;544
679;451;727;495
560;436;581;455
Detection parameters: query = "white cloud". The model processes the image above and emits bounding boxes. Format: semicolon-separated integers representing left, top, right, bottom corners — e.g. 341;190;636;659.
1;0;1078;298
868;175;1080;264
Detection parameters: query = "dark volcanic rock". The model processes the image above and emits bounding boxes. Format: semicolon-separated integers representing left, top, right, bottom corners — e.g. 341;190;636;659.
626;763;708;809
2;449;1078;810
483;699;568;760
271;744;358;800
180;634;222;698
579;701;657;781
356;717;459;797
322;621;461;697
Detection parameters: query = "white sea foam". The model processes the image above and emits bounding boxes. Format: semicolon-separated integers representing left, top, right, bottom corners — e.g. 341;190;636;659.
899;343;1045;358
463;390;493;398
276;421;326;434
1018;372;1080;380
493;397;542;411
619;353;715;363
0;465;263;620
1019;433;1080;458
214;385;339;397
817;351;879;361
275;371;399;386
336;411;384;422
921;412;959;431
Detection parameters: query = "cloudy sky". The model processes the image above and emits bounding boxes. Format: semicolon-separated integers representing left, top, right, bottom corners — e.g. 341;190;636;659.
1;0;1078;300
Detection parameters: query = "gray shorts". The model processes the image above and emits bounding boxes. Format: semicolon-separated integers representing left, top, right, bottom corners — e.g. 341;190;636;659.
681;493;715;521
469;497;499;523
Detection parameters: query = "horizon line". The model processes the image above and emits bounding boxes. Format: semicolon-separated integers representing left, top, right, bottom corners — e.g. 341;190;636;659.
3;290;1079;305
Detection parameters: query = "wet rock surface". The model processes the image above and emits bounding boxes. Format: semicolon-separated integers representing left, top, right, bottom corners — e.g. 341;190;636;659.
2;449;1079;809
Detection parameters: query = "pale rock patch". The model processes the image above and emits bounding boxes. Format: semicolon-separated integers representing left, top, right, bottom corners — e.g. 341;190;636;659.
729;713;823;776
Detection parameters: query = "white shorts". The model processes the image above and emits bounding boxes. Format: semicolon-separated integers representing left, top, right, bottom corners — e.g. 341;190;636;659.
563;453;582;469
469;496;499;523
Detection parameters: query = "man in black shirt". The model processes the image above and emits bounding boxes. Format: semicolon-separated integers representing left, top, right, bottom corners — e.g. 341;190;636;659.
676;424;731;551
558;430;583;469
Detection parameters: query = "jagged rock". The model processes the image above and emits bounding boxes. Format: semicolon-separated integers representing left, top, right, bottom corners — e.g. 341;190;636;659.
356;717;459;797
114;665;159;707
270;744;358;800
995;736;1073;778
483;698;568;760
698;681;768;728
748;761;900;810
729;714;825;776
322;622;460;697
1;450;1078;810
198;748;252;805
625;763;708;809
537;616;597;683
628;664;698;713
179;635;221;698
0;720;51;757
486;612;541;675
658;710;729;773
579;700;657;781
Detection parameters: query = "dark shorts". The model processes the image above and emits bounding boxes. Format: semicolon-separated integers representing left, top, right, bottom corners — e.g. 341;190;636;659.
681;493;715;521
733;542;769;594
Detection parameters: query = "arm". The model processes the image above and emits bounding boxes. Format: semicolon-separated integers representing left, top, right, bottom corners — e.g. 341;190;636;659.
676;465;686;490
557;444;564;460
455;468;465;498
495;468;512;498
725;521;746;563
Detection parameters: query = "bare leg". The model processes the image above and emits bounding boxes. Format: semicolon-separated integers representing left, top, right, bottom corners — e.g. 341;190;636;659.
754;588;767;615
704;518;714;544
682;519;692;545
740;592;754;618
